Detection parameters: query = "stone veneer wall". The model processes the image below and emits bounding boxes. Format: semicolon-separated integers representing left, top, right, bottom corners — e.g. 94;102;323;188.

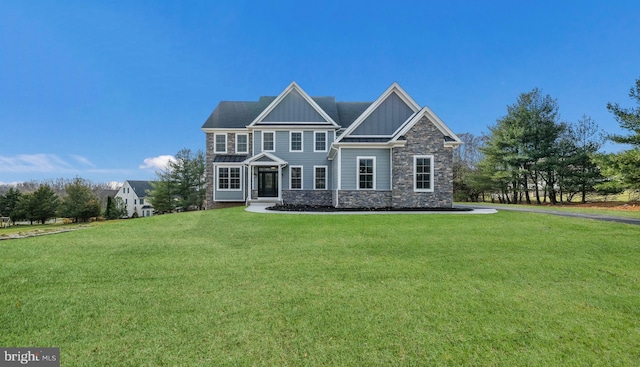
391;116;454;208
336;190;392;208
282;190;332;206
205;132;215;209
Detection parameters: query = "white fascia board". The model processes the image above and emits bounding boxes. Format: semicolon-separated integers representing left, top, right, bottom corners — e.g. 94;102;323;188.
248;81;339;127
335;82;421;143
243;152;288;166
247;125;338;131
331;142;405;149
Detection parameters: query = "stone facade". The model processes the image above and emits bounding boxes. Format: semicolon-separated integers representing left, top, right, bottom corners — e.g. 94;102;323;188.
205;132;215;209
391;116;454;208
206;132;253;209
282;190;333;206
336;190;392;208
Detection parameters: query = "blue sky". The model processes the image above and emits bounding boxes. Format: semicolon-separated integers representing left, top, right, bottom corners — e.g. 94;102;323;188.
1;0;639;184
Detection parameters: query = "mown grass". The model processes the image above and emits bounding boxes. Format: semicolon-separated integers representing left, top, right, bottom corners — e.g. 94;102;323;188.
1;208;639;366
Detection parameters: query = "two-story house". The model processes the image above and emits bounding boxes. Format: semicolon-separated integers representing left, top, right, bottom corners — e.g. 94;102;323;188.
201;82;461;209
114;180;156;217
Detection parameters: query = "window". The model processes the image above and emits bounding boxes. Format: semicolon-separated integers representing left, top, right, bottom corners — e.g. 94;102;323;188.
218;167;241;190
215;134;227;153
314;131;327;152
140;199;144;205
414;155;434;192
134;199;137;205
262;131;275;152
236;134;248;154
290;131;303;152
358;157;375;190
314;166;327;190
290;166;302;189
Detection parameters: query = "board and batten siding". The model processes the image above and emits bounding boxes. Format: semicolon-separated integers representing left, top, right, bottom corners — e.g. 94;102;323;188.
261;89;326;122
351;92;415;136
339;148;391;190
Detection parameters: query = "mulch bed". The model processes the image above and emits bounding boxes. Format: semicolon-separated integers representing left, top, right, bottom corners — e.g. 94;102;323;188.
267;204;473;212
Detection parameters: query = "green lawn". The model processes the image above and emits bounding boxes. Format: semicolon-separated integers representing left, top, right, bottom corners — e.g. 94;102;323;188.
1;208;639;366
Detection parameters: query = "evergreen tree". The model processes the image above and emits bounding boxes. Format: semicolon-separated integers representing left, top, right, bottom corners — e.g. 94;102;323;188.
60;178;102;222
16;185;59;224
148;148;206;212
0;188;22;224
606;77;640;190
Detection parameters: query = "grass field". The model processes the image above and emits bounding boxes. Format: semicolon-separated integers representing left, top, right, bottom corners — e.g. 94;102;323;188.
1;207;639;366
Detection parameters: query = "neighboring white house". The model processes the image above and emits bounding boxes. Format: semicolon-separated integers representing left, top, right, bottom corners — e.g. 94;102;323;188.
114;180;156;217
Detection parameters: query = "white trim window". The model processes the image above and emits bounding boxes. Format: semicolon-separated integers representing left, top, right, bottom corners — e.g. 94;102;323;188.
357;157;376;190
314;131;327;152
414;155;434;192
262;131;275;152
290;166;303;190
236;133;248;154
314;166;327;190
217;166;242;191
290;131;303;152
215;133;227;153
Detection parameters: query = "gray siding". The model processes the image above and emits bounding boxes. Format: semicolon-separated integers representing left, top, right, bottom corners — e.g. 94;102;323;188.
339;148;391;190
262;89;326;122
352;92;414;136
213;166;245;202
253;130;335;190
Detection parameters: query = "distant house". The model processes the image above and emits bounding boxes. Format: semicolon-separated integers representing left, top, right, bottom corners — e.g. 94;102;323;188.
114;180;156;217
201;82;462;209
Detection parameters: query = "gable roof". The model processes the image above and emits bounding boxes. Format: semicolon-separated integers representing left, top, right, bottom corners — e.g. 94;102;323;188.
335;82;421;141
201;83;371;130
249;82;339;127
126;180;156;197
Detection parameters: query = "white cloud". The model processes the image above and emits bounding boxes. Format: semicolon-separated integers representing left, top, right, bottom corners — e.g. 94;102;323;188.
0;154;75;173
70;154;96;167
139;155;176;171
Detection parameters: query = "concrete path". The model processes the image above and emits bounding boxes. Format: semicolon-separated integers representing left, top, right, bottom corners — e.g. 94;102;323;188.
460;204;640;226
246;203;497;215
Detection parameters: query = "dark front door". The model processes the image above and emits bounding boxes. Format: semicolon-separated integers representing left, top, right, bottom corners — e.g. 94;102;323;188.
258;167;278;197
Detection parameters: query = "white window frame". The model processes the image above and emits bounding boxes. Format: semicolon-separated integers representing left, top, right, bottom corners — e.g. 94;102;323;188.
357;156;376;190
414;155;434;192
214;133;227;154
235;133;248;154
289;165;303;190
314;131;327;152
217;166;242;191
314;165;327;190
289;131;303;152
262;131;275;152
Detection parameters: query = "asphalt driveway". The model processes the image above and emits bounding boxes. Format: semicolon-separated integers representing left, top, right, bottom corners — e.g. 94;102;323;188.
457;204;640;226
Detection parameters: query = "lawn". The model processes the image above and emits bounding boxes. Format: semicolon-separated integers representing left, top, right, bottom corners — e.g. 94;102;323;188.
1;207;639;366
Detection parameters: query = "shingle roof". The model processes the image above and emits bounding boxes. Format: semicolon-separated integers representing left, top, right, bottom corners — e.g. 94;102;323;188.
127;180;156;197
202;96;372;129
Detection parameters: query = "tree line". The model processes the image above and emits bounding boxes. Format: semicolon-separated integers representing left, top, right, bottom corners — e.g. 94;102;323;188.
454;77;640;204
0;177;125;225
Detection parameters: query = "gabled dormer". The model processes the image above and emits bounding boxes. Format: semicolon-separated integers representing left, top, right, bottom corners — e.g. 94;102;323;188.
248;82;340;127
336;82;421;141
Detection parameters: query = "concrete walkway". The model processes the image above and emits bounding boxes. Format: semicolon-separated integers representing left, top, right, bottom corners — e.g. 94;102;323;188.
245;203;497;215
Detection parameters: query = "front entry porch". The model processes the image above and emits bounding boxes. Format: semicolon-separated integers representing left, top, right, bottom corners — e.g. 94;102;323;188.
244;152;288;204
